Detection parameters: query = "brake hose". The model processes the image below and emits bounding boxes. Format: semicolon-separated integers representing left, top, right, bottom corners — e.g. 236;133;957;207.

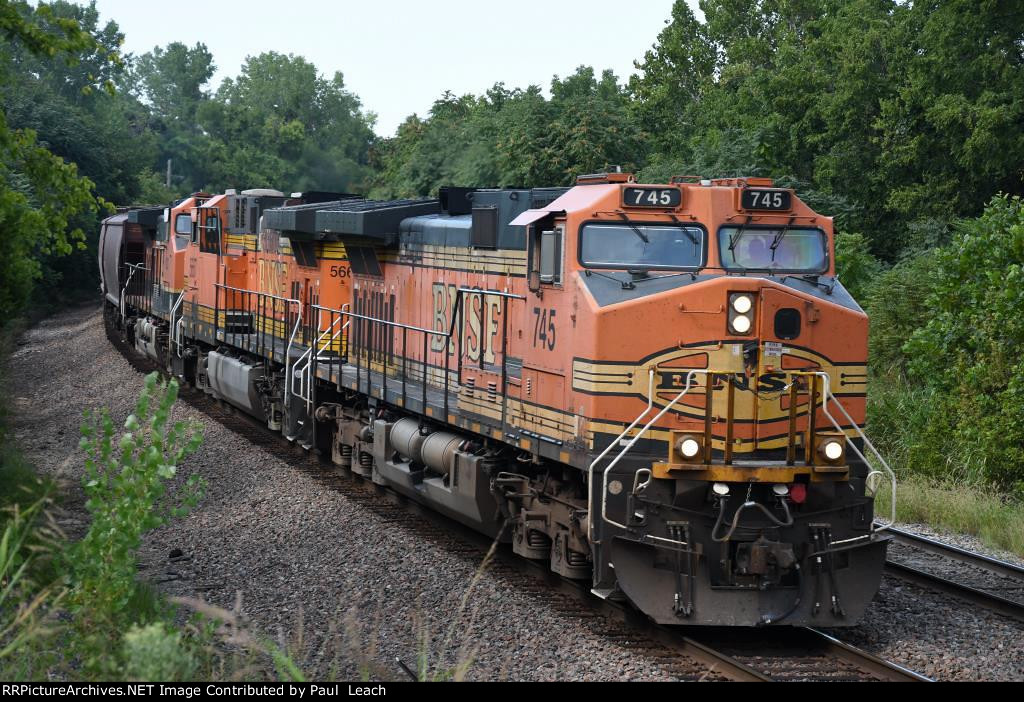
712;498;794;543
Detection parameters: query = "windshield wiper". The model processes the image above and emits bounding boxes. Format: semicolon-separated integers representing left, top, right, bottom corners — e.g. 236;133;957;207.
584;268;636;290
668;215;699;246
617;213;649;244
728;216;753;263
770;217;796;262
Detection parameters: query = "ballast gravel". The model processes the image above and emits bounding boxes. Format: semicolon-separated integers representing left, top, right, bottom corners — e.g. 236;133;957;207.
5;305;1023;681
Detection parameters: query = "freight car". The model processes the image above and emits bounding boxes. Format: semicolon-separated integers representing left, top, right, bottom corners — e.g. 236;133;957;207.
101;173;897;627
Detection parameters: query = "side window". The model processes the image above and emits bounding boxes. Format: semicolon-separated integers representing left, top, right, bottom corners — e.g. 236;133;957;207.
175;214;192;235
528;225;562;291
174;214;192;249
199;213;221;255
540;229;561;283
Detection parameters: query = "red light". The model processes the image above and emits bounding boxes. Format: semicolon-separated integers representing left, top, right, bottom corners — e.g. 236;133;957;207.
790;483;807;504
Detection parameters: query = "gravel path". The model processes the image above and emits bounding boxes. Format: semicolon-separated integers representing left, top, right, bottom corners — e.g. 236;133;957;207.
6;305;1024;681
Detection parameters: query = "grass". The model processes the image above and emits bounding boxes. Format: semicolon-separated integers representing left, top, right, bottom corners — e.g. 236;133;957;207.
865;371;1024;559
877;475;1024;558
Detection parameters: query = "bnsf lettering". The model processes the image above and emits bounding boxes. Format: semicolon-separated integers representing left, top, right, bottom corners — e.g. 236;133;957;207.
657;372;790;393
257;260;288;298
431;282;502;363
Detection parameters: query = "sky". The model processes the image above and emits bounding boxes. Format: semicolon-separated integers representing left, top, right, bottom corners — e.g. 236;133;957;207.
91;0;696;137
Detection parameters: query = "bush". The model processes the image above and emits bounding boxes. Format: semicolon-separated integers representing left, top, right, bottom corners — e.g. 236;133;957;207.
835;232;883;304
897;195;1024;493
121;623;198;682
69;372;204;669
863;250;939;374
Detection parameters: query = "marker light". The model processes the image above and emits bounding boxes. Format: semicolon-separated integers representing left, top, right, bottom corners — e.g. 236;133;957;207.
732;315;752;334
732;295;753;315
773;484;790;497
713;483;730;497
679;438;701;459
823;440;844;462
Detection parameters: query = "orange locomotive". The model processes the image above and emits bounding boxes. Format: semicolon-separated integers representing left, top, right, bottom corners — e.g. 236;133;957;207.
101;173;895;627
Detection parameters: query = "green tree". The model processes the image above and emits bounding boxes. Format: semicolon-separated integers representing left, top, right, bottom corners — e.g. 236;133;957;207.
902;196;1024;491
371;67;645;197
198;52;375;193
0;0;115;320
131;41;215;194
877;0;1024;222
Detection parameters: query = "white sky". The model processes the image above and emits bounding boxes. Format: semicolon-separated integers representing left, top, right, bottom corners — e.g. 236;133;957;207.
90;0;698;137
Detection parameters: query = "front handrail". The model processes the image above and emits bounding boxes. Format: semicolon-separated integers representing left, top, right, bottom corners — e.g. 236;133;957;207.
811;371;897;541
595;370;701;549
590;369;895;550
587;370;655;544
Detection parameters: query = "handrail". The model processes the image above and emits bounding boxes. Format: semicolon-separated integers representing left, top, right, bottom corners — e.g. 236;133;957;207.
311;287;524;418
587;370;655;544
169;289;187;358
811;371;897;542
589;368;895;551
596;370;701;549
120;263;147;322
294;304;349;412
214;284;302;405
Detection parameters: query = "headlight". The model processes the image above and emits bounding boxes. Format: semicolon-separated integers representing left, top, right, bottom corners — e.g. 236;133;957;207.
823;440;844;461
713;483;730;496
728;293;756;335
731;315;752;334
732;295;753;314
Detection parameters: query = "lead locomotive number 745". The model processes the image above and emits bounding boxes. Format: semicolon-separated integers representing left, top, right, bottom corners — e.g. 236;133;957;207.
100;172;896;627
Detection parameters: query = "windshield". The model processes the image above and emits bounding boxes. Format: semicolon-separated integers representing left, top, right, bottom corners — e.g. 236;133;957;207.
580;223;705;270
718;227;828;273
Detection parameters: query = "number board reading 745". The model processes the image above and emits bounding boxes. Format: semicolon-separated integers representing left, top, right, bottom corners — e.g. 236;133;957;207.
741;188;792;212
623;187;682;209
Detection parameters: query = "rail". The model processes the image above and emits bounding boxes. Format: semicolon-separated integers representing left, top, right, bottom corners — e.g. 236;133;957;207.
312;287;525;420
214;284;302;404
589;369;897;550
120;263;148;322
169;289;186;358
293;304;350;412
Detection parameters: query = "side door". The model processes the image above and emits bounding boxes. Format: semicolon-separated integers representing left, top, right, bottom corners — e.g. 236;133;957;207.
508;220;571;444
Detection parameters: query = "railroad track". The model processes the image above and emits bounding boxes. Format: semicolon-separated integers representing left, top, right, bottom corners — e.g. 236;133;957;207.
107;326;928;681
883;527;1024;625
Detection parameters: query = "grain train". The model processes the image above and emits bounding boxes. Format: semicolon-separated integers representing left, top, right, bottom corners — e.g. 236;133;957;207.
100;172;897;626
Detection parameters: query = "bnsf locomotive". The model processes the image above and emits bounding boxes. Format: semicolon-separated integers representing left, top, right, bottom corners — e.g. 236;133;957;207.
100;172;896;627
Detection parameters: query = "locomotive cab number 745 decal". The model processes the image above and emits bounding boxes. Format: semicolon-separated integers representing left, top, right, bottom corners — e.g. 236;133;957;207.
533;308;556;351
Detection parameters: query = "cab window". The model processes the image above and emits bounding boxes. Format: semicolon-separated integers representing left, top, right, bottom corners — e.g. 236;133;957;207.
579;223;705;270
718;227;827;273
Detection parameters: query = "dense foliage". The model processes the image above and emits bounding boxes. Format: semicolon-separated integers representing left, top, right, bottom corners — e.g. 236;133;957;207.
369;68;644;198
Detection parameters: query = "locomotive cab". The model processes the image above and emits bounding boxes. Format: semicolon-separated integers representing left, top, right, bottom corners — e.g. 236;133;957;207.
515;175;891;626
